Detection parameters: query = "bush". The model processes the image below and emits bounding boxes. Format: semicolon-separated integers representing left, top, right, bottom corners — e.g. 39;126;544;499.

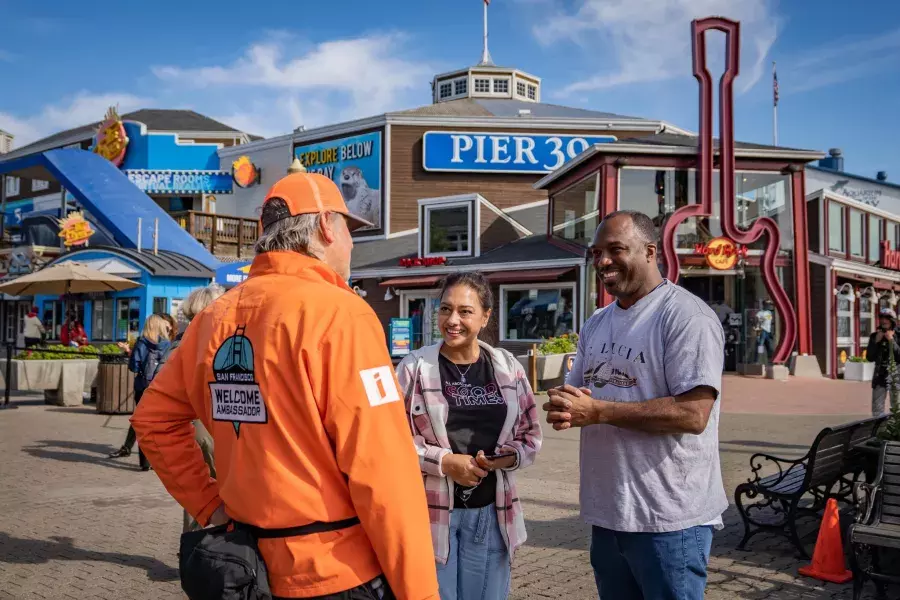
16;344;106;361
847;356;868;363
538;333;578;356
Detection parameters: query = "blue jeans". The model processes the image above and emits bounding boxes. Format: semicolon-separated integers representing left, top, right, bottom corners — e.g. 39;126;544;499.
437;505;510;600
590;525;714;600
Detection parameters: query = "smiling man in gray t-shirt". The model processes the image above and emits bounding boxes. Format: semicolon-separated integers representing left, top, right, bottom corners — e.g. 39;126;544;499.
545;211;726;600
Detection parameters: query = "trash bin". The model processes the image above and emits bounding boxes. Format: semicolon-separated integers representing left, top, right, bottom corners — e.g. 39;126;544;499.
96;354;135;414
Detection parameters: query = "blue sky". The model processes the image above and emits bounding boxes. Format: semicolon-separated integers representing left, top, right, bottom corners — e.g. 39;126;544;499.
0;0;898;178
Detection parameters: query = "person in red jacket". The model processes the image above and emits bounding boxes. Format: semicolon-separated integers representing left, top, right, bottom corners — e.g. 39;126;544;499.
131;165;439;600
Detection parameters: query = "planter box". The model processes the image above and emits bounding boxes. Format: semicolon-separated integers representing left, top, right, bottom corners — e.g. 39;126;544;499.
844;361;875;382
0;359;99;406
515;353;576;391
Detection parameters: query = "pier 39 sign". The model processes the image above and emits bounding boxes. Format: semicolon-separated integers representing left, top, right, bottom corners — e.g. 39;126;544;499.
422;131;617;174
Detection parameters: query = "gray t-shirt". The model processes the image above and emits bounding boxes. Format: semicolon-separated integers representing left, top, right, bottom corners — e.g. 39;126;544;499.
566;280;727;533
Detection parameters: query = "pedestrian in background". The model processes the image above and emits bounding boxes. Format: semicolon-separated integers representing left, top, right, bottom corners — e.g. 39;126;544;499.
23;306;45;347
131;168;439;600
867;308;900;416
545;211;726;600
397;271;542;600
152;284;226;532
108;314;171;471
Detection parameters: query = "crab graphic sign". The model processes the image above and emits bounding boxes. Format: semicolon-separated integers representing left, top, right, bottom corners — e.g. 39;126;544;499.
92;106;129;166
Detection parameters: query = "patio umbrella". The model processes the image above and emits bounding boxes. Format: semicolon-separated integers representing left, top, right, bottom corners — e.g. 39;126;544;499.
0;262;142;296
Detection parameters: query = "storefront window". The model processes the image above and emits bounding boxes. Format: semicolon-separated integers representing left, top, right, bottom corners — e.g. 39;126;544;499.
618;168;793;254
850;209;865;258
860;295;875;343
403;293;441;350
550;175;598;246
500;285;575;341
424;203;471;256
92;299;115;341
618;168;694;247
870;216;883;261
153;297;168;315
42;301;62;339
829;202;846;253
889;222;898;251
117;298;141;342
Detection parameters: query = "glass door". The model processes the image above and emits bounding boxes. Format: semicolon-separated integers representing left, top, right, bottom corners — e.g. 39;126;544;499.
401;291;441;351
835;289;855;374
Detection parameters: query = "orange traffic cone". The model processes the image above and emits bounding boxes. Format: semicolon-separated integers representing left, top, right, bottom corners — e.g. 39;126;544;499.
798;497;852;584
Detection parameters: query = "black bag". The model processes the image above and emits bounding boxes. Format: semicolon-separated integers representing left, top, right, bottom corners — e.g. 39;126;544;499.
179;517;361;600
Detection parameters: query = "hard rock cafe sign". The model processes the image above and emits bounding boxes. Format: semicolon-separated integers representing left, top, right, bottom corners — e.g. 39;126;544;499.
881;240;900;271
694;237;748;270
57;211;95;247
93;106;129;166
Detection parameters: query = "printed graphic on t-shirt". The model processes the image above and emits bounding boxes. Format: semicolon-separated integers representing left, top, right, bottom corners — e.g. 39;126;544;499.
443;381;504;407
582;339;646;389
209;325;267;438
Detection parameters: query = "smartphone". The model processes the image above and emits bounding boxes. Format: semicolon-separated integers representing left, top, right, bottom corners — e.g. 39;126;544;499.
483;452;516;461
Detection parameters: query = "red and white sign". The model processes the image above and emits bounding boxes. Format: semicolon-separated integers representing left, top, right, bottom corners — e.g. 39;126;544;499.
399;257;447;268
881;240;900;270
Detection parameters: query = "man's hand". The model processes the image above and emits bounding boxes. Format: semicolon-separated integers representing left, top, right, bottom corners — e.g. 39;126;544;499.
207;503;230;527
543;384;599;430
887;330;895;342
441;454;488;486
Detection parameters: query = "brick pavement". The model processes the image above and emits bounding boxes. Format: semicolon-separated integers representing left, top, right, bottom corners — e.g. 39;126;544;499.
0;377;887;599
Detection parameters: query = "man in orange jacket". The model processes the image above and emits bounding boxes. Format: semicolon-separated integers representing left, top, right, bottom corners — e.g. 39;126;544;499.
131;165;439;600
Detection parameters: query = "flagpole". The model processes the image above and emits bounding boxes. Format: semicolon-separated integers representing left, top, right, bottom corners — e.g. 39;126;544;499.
481;0;492;65
772;61;778;147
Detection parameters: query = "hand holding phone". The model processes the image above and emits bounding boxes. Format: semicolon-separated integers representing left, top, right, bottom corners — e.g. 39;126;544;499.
476;450;517;471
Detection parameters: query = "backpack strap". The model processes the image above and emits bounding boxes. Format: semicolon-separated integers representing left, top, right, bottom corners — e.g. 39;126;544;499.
233;516;360;539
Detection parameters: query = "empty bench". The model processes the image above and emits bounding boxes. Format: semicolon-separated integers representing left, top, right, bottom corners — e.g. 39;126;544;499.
849;440;900;600
734;416;886;558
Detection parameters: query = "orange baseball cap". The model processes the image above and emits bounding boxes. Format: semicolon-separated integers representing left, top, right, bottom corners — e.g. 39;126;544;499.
260;169;374;232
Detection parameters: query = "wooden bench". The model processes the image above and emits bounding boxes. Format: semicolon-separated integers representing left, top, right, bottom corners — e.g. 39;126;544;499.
734;416;886;558
849;440;900;600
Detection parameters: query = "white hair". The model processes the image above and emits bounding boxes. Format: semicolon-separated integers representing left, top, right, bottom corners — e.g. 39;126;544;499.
254;212;340;256
182;284;226;322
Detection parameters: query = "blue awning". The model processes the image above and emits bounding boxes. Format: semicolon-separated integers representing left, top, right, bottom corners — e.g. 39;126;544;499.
0;148;219;269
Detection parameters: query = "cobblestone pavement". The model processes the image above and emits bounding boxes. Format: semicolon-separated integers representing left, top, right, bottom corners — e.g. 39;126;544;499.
0;378;888;600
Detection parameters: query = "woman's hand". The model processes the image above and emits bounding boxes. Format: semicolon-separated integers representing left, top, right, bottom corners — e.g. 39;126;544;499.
475;450;516;472
441;453;488;487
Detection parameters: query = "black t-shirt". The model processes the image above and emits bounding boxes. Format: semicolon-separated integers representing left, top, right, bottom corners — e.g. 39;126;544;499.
439;351;507;508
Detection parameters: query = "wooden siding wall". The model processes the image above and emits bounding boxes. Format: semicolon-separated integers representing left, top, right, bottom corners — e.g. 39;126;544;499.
389;125;650;234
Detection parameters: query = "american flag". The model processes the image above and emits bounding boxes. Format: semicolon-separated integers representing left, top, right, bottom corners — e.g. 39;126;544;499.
773;64;779;107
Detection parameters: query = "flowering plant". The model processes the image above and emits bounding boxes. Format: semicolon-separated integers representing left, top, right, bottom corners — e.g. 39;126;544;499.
537;333;578;356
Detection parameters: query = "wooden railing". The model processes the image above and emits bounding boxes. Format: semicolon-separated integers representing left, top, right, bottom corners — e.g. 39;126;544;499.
170;211;260;259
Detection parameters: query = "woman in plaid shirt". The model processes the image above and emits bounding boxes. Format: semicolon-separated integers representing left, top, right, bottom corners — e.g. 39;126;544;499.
397;272;543;600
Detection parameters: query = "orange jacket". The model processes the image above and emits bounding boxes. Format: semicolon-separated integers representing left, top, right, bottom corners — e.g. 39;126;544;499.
130;252;439;600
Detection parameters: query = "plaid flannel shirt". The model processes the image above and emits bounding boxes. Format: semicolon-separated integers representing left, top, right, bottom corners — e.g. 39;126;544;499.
396;341;543;565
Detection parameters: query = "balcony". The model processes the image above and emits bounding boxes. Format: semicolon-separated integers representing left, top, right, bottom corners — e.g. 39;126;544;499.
171;211;259;259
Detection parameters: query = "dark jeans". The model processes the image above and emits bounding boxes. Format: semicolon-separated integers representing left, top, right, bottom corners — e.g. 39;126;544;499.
274;576;394;600
24;337;41;348
122;387;150;469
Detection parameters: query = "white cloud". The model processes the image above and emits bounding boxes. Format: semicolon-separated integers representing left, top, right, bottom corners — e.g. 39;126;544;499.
0;32;436;150
530;0;780;96
0;92;147;147
152;33;435;134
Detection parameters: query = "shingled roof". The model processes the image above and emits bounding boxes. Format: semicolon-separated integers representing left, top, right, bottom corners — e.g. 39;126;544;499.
2;109;256;161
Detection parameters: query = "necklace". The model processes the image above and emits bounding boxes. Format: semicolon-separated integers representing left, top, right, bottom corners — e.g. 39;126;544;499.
453;361;474;384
